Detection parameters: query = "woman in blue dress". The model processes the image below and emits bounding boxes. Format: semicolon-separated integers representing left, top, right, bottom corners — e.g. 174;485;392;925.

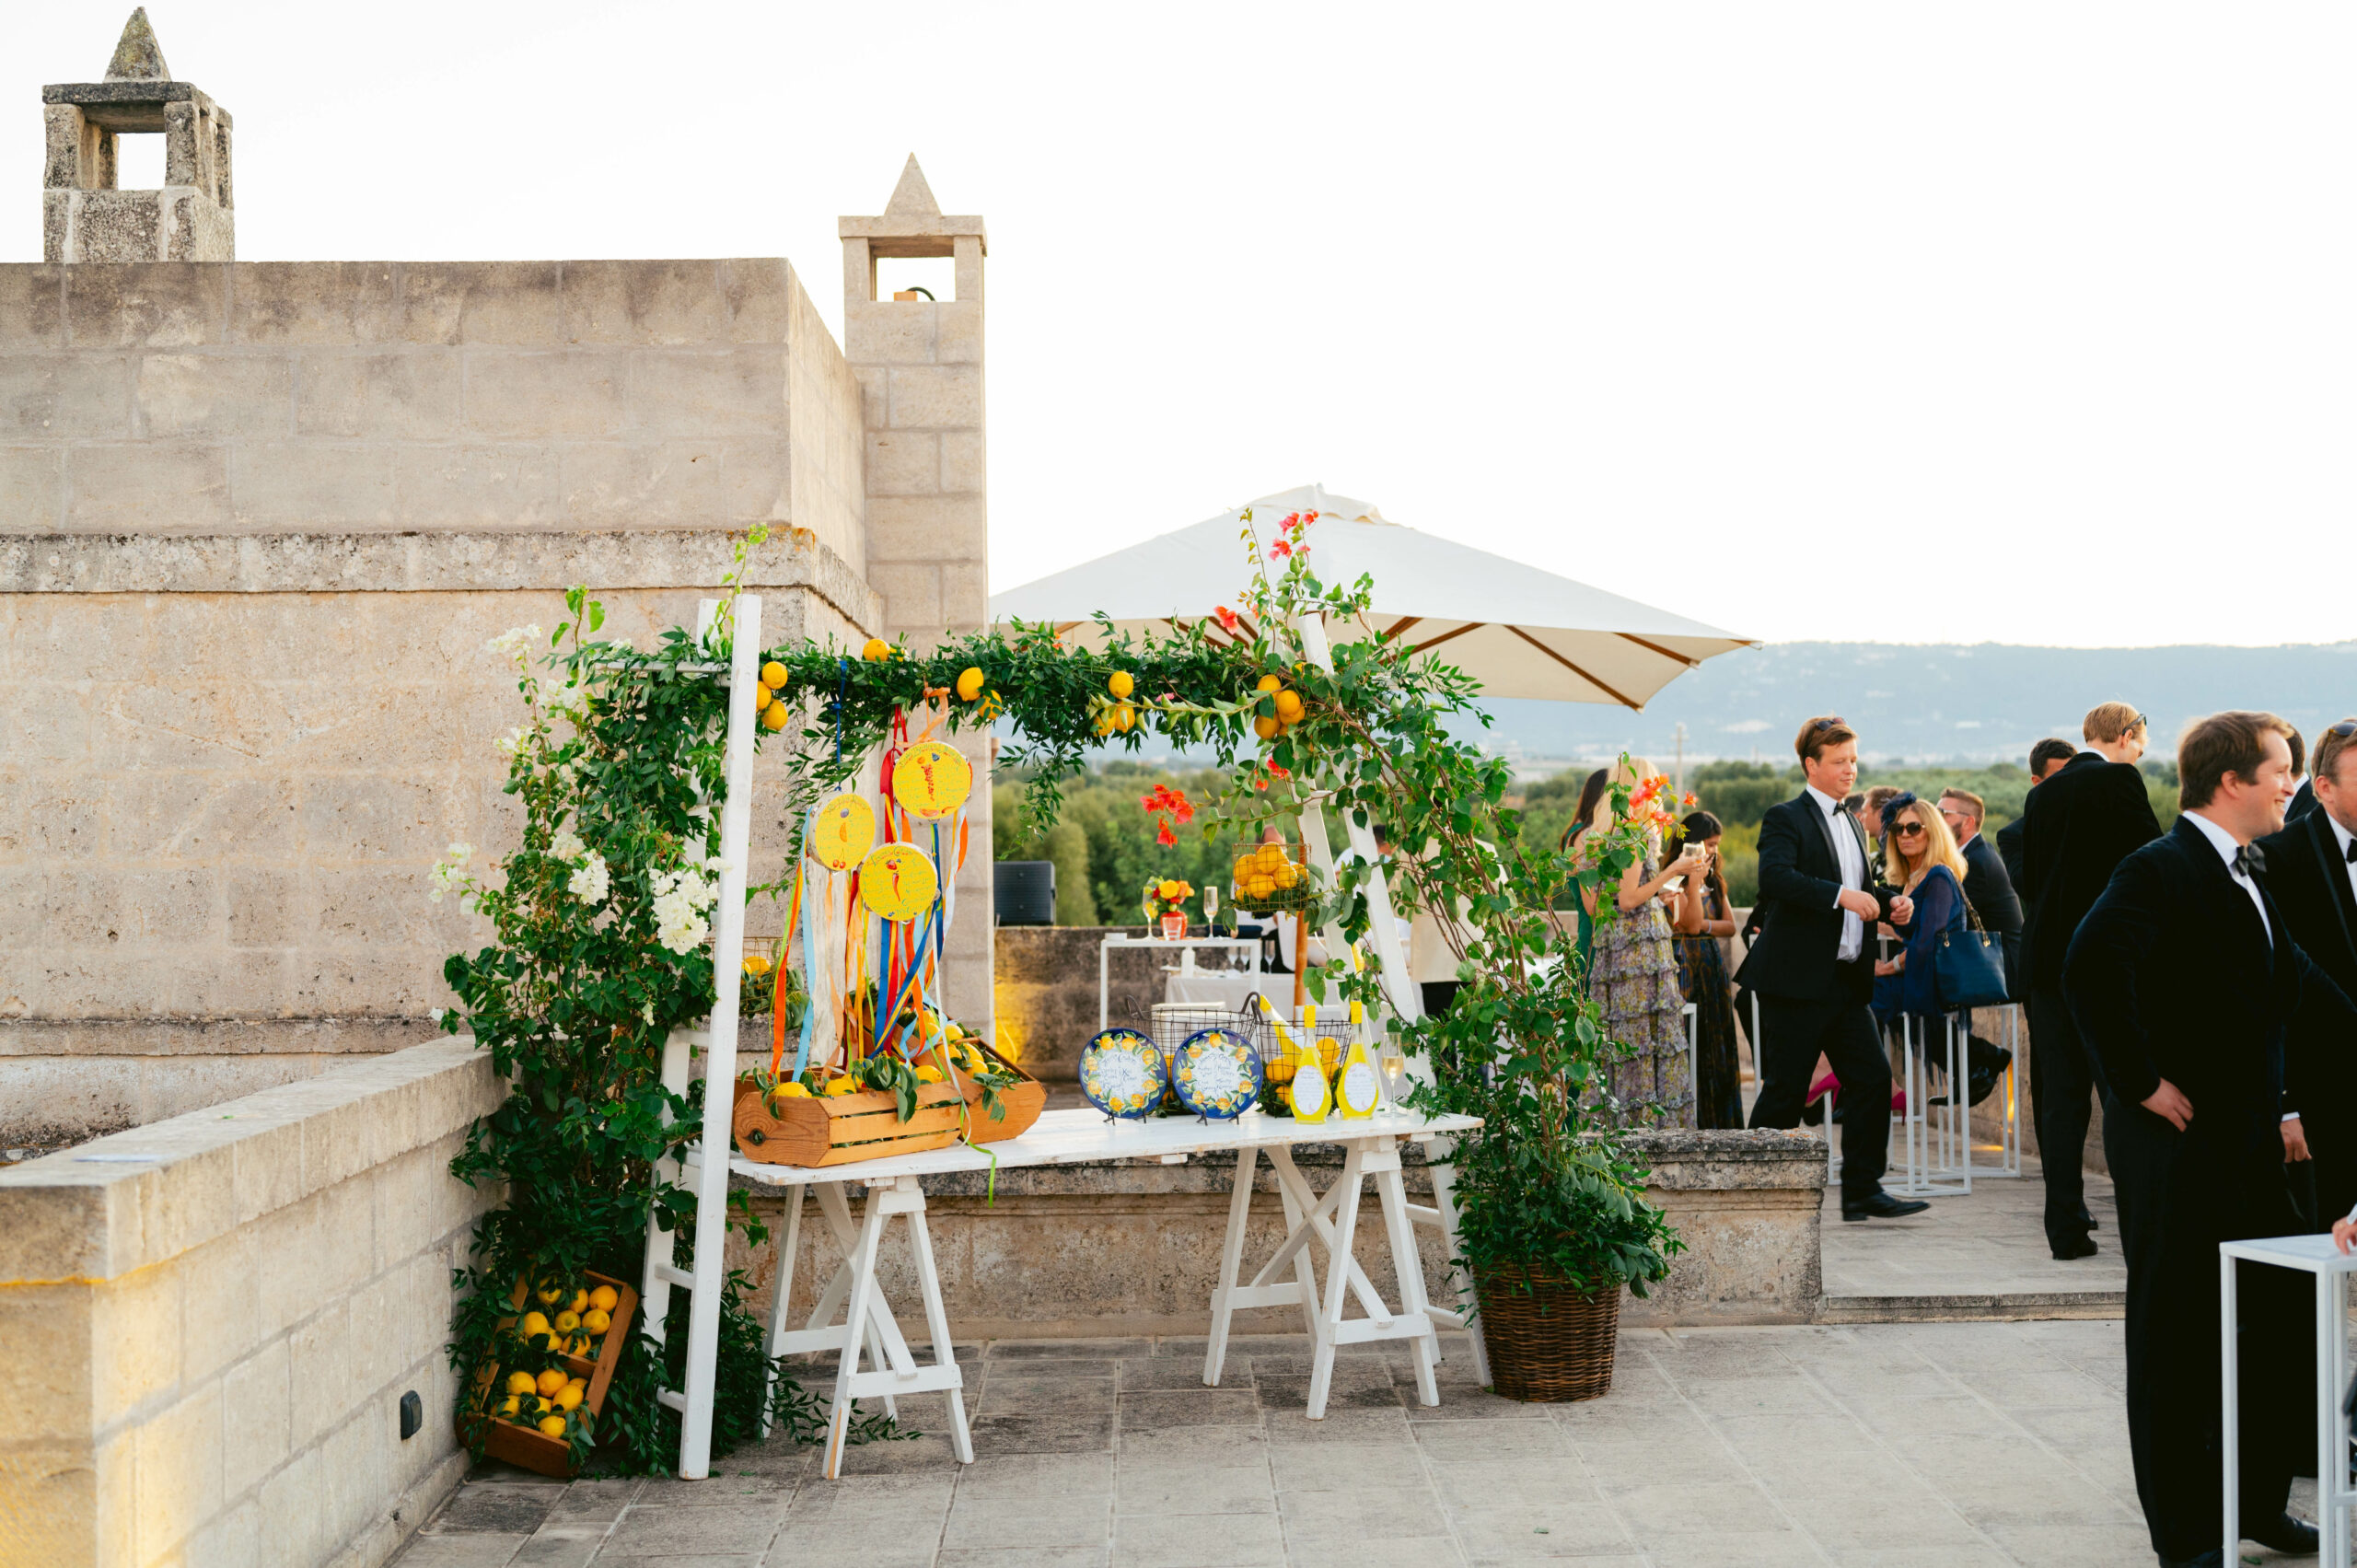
1874;792;1973;1079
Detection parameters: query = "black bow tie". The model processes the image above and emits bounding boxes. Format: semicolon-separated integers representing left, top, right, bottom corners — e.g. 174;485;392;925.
2344;837;2357;865
2234;842;2268;878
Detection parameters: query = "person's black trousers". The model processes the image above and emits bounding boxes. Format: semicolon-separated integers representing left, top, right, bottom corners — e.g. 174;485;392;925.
2027;985;2101;1249
1746;989;1891;1199
2104;1097;2313;1560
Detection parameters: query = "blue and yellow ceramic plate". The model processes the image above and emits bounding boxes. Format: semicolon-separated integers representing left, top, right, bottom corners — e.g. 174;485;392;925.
1172;1028;1261;1119
1080;1028;1167;1120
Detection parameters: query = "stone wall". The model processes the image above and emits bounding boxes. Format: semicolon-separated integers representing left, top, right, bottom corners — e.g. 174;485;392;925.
993;925;1271;1081
0;1036;503;1568
0;259;887;1141
1619;1129;1828;1327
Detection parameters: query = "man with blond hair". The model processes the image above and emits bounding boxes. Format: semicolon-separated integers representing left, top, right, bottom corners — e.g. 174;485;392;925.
2066;711;2352;1565
2021;701;2163;1259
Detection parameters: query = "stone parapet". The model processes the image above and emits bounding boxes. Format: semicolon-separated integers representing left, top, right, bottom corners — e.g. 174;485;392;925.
1620;1128;1829;1327
0;1036;503;1568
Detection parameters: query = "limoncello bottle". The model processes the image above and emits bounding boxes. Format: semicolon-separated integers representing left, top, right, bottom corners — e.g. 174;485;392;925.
1335;1036;1382;1120
1289;1038;1330;1122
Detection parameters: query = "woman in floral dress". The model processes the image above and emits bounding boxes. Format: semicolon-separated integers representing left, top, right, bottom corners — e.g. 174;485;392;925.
1585;758;1708;1126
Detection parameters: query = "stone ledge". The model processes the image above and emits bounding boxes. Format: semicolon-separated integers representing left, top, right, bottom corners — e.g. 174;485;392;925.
0;527;882;628
1625;1128;1832;1191
0;1016;437;1059
0;1035;498;1283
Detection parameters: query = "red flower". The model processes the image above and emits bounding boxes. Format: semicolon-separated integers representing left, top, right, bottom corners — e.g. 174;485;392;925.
1269;540;1292;560
1140;784;1195;845
1213;605;1240;632
1155;821;1177;846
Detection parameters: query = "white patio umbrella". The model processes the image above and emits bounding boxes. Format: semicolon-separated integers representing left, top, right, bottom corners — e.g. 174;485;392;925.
989;483;1752;710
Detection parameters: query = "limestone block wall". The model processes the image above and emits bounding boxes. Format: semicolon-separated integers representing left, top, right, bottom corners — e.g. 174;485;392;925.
1618;1129;1829;1327
0;259;889;1141
0;1036;505;1568
992;925;1268;1080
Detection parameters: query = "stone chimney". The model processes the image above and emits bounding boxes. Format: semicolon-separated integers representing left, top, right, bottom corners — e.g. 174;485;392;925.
42;7;235;262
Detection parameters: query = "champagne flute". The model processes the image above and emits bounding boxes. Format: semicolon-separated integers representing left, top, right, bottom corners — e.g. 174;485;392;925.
1379;1043;1409;1115
1202;884;1220;936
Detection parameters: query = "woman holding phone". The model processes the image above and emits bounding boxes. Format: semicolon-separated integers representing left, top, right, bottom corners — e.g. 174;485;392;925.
1668;809;1744;1128
1589;757;1709;1127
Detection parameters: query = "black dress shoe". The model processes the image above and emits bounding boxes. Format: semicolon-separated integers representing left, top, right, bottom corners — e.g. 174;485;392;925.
2051;1234;2098;1260
2245;1512;2319;1555
1842;1191;1932;1221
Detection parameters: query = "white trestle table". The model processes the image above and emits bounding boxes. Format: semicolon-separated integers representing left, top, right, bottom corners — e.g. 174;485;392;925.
705;1106;1485;1478
2219;1233;2357;1564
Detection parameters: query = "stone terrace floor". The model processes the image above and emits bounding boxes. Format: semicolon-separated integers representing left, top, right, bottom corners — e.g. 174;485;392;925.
391;1318;2322;1568
1818;1153;2127;1318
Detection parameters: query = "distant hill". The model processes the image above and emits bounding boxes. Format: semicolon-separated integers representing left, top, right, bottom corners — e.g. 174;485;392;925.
1453;641;2357;768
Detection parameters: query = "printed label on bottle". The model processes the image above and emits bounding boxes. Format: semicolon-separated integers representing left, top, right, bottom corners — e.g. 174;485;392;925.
1339;1059;1380;1116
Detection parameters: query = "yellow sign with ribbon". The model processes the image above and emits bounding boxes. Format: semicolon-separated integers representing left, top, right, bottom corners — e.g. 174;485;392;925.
808;794;877;871
891;741;973;821
857;842;940;923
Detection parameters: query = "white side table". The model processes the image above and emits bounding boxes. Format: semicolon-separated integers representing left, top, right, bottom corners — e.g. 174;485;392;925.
1098;935;1261;1028
2220;1232;2357;1564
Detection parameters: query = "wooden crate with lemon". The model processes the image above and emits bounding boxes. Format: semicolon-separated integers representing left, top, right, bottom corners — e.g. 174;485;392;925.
734;1006;1039;1165
467;1271;640;1478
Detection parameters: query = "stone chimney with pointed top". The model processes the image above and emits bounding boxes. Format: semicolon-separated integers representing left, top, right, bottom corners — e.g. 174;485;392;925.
43;7;234;261
842;156;993;1027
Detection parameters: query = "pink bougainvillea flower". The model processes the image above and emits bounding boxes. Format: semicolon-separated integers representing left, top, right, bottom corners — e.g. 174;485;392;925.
1213;605;1240;632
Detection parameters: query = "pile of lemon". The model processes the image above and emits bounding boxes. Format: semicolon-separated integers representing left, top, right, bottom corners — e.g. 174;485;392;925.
1232;840;1305;910
1094;670;1139;737
498;1365;591;1439
517;1281;621;1360
1251;673;1306;740
1263;1034;1345;1112
753;659;793;732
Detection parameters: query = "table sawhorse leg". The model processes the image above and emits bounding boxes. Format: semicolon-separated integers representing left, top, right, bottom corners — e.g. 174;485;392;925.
1419;1147;1490;1388
1203;1146;1320;1388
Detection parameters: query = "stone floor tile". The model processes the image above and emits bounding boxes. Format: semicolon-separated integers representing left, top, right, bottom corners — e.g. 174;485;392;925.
509;1529;603;1568
1399;1388;1550;1422
1408;1420;1571;1465
1840;1393;2020;1439
638;1474;796;1508
992;1339;1155;1361
1795;1497;1991;1550
1266;1442;1419;1494
1444;1503;1631;1559
1941;1365;2115;1409
1462;1558;1645;1568
1602;1481;1799;1538
1977;1523;2164;1568
970;1411;1121;1457
1120;1358;1220;1391
542;1480;645;1525
1155;1337;1211;1358
1252;1376;1411;1414
1283;1534;1468;1568
982;1359;1124;1384
1117;1424;1268;1466
832;1432;972;1474
955;1451;1117;1497
935;1551;1109;1568
1657;1374;1839;1415
1823;1548;2016;1568
431;1485;559;1536
943;1493;1114;1551
600;1504;785;1555
1559;1441;1731;1496
393;1537;528;1568
1115;1462;1279;1516
791;1471;958;1509
981;1376;1120;1411
591;1556;761;1568
1110;1510;1287;1568
1636;1532;1828;1568
1274;1481;1448;1538
1932;1470;2142;1529
1261;1408;1414;1446
1118;1389;1263;1430
1704;1409;1879;1453
1425;1458;1597;1511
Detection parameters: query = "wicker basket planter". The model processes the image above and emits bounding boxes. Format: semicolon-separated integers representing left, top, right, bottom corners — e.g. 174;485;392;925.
1476;1268;1621;1402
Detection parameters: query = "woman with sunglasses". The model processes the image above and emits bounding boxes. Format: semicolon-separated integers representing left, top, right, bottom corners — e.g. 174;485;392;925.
1872;793;1971;1040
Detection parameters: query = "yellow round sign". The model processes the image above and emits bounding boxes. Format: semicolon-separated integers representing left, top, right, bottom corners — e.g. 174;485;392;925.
807;794;877;872
891;741;973;820
857;842;940;923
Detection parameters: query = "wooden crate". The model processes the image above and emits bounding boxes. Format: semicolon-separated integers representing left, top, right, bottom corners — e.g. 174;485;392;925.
733;1075;964;1167
465;1268;641;1479
959;1042;1046;1144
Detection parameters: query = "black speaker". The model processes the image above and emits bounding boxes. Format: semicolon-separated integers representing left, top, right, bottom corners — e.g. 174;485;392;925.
995;860;1055;925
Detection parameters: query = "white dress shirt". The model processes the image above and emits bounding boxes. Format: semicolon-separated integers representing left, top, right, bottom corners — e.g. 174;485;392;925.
2329;814;2357;909
1805;784;1867;961
2183;809;2270;944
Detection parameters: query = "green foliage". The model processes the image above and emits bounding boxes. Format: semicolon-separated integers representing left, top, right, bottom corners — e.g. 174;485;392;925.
994;769;1243;927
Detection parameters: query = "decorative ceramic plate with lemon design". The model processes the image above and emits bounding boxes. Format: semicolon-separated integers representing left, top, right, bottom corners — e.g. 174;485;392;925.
1080;1028;1167;1120
1172;1028;1262;1119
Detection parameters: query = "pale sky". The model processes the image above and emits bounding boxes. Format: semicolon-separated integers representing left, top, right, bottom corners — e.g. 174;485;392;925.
11;4;2354;648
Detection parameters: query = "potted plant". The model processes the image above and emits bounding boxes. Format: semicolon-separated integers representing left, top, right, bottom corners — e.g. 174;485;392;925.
1143;877;1195;940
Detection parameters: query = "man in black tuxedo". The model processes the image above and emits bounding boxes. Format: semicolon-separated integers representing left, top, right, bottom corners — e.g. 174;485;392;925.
2022;702;2163;1259
1737;715;1928;1220
1940;787;2023;994
2066;710;2351;1567
1999;738;2078;906
2258;716;2357;1229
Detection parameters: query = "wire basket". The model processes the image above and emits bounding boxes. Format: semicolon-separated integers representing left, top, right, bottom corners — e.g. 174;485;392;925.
1120;998;1281;1085
1228;841;1319;917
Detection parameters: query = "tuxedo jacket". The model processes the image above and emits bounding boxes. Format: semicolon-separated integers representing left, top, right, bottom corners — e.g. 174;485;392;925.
1735;792;1900;1004
1958;832;2023;938
2290;779;2319;824
2065;819;2349;1163
1996;814;2027;915
2256;809;2357;1121
2021;752;2162;991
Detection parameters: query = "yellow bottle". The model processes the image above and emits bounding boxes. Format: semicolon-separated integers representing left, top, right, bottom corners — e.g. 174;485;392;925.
1289;1041;1330;1123
1335;1036;1381;1120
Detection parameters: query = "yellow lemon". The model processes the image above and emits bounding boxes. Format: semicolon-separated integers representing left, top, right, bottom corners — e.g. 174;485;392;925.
554;1383;585;1411
1318;1036;1342;1069
915;1064;944;1084
861;638;890;660
743;953;772;978
767;1083;810;1108
553;1309;581;1334
538;1414;568;1439
753;682;772;712
1256;843;1284;871
582;1307;611;1334
569;1288;590;1314
534;1283;563;1307
761;703;790;732
761;660;788;690
1273;690;1305;725
1253;714;1279;740
498;1394;521;1418
1247;876;1276;900
536;1367;568;1398
1272;863;1299;889
823;1077;859;1098
1108;670;1134;699
957;667;986;702
519;1311;552;1342
505;1369;537;1397
589;1284;620;1314
1256;674;1283;693
1113;703;1136;733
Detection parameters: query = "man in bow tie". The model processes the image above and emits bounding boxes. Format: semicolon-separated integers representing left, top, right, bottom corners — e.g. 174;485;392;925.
1736;715;1928;1221
2021;701;2163;1260
2066;711;2357;1567
2256;716;2357;1231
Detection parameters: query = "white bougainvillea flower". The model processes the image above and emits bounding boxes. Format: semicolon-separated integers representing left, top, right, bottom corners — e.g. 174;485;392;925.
568;853;610;908
495;726;528;760
487;624;544;660
427;842;475;904
550;829;586;864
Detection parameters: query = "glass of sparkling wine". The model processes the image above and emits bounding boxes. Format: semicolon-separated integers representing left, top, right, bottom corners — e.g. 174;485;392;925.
1379;1042;1409;1114
1202;885;1219;934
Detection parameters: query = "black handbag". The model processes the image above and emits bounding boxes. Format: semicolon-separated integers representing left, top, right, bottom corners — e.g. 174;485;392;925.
1930;900;2011;1013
